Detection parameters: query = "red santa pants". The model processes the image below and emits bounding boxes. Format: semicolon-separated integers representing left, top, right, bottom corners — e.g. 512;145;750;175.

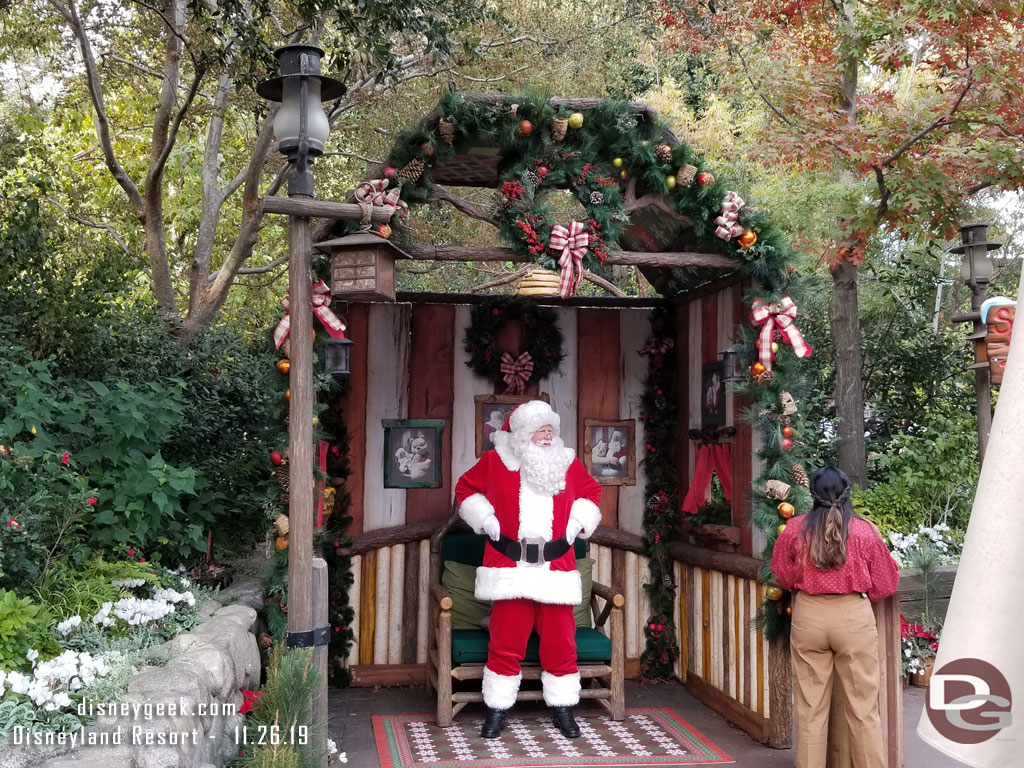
486;599;577;677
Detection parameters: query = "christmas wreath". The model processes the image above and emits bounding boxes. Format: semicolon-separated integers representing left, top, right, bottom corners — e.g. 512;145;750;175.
464;297;564;391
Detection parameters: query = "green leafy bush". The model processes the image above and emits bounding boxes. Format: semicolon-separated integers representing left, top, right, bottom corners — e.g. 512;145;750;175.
0;590;55;671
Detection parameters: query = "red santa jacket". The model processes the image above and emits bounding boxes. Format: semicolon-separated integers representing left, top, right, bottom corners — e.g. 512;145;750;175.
455;442;602;605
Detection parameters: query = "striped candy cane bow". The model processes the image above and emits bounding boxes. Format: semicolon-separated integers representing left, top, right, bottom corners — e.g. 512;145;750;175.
548;221;589;297
750;296;812;371
500;352;534;394
273;280;348;350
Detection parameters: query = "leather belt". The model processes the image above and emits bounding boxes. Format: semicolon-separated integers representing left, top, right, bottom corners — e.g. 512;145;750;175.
490;534;571;566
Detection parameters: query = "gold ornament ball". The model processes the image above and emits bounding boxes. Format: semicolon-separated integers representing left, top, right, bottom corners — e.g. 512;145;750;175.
777;523;788;535
772;342;780;354
284;389;290;402
276;359;291;374
620;170;628;180
665;175;677;190
612;157;623;168
786;605;793;615
312;416;319;428
778;502;796;519
766;586;784;601
567;112;585;129
751;361;767;377
738;230;758;249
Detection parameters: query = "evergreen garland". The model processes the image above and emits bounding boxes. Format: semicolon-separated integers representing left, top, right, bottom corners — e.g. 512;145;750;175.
463;296;564;385
638;308;680;680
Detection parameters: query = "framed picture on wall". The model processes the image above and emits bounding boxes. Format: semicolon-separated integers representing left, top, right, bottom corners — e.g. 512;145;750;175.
583;419;636;486
701;361;726;428
474;393;550;457
382;419;445;488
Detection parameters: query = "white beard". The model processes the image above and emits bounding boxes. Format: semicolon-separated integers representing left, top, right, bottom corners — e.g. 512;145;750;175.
514;435;572;497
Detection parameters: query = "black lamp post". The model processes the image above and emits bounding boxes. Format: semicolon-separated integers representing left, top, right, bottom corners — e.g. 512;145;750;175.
951;223;1003;463
258;44;344;764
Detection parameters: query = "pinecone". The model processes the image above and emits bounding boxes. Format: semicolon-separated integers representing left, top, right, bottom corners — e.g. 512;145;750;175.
525;170;541;187
655;144;673;164
757;369;775;385
589;191;605;205
398;159;424;183
792;465;809;488
276;460;290;494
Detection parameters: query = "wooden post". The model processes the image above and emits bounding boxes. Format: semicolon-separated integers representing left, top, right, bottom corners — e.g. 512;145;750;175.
312;558;329;767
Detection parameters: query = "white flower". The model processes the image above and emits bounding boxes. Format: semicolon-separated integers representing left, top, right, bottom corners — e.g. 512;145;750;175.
337;754;348;764
111;577;147;588
8;671;30;695
26;648;39;666
93;602;115;627
57;615;83;636
327;738;338;755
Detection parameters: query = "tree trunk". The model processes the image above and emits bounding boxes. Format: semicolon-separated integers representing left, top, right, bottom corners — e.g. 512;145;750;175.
830;259;867;486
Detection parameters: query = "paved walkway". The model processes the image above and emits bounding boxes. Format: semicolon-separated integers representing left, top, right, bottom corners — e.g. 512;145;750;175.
329;680;964;767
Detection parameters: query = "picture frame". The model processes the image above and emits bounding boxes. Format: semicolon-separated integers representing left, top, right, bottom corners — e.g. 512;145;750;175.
583;419;636;486
474;393;550;457
382;419;445;488
701;361;727;428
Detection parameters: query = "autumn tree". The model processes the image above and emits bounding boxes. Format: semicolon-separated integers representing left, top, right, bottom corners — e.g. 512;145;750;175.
654;0;1024;482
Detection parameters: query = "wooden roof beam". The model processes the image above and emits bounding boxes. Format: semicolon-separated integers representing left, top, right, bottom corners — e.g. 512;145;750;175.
401;245;737;270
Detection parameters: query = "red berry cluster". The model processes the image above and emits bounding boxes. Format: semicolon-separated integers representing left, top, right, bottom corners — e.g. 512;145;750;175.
515;219;546;254
501;181;525;200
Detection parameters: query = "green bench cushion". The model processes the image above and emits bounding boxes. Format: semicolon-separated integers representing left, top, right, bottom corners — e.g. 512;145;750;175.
450;627;612;664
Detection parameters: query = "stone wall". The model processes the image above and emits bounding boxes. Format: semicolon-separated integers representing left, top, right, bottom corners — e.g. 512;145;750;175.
2;575;267;768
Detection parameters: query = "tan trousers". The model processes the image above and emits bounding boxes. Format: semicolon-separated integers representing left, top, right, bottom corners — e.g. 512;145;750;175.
790;591;886;768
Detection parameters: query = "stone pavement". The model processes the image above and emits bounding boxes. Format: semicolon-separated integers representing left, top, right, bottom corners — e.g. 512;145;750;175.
328;679;966;767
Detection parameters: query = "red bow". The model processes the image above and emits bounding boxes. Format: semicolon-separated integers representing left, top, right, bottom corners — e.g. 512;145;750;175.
714;191;745;241
500;351;534;394
549;221;589;297
750;296;812;371
274;280;347;350
354;179;409;219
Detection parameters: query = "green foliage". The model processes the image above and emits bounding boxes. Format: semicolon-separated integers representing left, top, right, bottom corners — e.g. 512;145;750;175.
463;298;565;385
34;558;159;620
0;590;54;671
854;412;979;533
234;646;324;768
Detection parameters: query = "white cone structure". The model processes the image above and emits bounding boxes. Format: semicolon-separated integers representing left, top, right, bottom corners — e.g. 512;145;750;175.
917;268;1024;766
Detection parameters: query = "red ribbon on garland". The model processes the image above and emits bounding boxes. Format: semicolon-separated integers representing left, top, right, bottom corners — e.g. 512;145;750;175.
273;280;348;350
750;296;812;371
500;351;534;394
549;221;589;297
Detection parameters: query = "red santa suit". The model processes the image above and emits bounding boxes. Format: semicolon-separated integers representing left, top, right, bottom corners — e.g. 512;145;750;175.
455;401;602;711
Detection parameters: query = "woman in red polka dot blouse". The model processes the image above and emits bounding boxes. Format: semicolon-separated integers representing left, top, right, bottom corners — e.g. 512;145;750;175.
771;466;900;768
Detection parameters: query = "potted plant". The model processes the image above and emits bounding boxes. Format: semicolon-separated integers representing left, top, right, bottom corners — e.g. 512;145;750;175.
901;538;944;686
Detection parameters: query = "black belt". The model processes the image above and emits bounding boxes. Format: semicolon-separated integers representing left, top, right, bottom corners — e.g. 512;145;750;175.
489;535;571;566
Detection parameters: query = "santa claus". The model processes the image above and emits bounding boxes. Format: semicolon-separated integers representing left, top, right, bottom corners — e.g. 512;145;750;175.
455;400;602;739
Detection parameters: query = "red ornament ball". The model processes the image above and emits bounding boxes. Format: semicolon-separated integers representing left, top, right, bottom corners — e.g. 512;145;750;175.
649;623;657;631
377;224;392;239
382;166;396;179
270;450;283;466
518;119;533;136
781;425;794;438
781;437;793;451
537;165;549;177
696;171;715;186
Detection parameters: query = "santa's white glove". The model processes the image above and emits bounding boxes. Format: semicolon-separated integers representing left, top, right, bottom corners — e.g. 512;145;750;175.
481;516;501;542
565;519;584;544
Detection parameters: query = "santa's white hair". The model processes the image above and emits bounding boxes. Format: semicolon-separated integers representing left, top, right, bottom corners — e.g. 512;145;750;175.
506;401;572;496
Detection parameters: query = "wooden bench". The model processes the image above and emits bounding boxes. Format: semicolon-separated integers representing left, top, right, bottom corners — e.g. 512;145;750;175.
426;520;625;727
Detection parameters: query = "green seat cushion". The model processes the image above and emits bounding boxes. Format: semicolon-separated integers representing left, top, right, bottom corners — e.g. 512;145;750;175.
574;557;594;629
441;561;491;630
450;627;612;664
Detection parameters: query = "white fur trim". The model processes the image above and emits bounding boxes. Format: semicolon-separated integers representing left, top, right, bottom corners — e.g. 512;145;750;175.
492;431;520;471
568;498;602;539
542;671;581;707
518;484;554;540
460;493;497;534
482;667;522;710
475;565;582;604
509;400;560;439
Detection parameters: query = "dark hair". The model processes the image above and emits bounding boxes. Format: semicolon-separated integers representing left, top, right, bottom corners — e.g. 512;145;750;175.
802;466;854;571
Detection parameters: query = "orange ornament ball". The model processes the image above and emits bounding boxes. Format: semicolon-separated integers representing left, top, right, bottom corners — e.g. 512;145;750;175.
781;425;794;438
738;230;758;249
276;359;291;374
786;605;793;615
275;536;289;550
750;362;767;377
518;119;534;136
778;502;796;519
284;389;291;402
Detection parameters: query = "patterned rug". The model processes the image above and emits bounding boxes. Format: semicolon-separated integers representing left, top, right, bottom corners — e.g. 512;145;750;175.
373;708;734;768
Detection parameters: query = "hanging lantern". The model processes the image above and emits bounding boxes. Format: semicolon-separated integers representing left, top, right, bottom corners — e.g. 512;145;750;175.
315;232;410;302
324;336;354;377
719;342;748;385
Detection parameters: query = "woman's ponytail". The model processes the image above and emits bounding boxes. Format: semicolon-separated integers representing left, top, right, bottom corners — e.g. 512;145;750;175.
805;468;854;571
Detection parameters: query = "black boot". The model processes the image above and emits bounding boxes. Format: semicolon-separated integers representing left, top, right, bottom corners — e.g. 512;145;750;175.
480;707;508;739
551;706;580;738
